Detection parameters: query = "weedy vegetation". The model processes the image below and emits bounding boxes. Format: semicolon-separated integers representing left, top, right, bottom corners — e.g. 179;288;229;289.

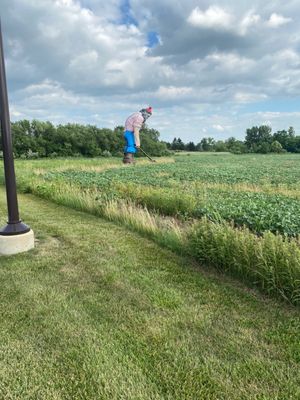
1;153;300;304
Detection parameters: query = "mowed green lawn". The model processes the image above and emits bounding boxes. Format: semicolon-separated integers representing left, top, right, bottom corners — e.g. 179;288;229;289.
0;188;300;399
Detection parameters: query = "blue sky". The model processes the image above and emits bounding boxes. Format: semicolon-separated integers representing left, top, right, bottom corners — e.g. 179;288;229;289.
147;32;160;48
1;0;300;142
120;0;138;26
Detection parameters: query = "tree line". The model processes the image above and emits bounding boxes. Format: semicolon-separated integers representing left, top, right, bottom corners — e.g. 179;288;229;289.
0;120;299;158
167;126;300;154
0;120;168;158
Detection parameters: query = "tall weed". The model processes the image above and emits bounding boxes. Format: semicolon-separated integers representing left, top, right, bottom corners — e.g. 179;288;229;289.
188;219;300;304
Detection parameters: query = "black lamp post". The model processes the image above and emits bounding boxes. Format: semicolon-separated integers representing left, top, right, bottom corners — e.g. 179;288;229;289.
0;20;30;236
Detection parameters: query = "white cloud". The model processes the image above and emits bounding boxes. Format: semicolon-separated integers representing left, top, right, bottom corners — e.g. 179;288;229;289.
267;13;292;28
10;108;23;118
213;124;225;131
205;52;255;72
187;6;233;30
187;6;262;36
234;92;268;104
239;11;261;35
277;49;300;61
187;7;291;37
2;0;300;141
19;79;81;107
155;86;193;99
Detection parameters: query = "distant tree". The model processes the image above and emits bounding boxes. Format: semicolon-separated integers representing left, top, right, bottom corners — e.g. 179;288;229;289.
270;141;284;153
195;142;203;151
9;120;168;158
257;142;271;154
171;137;185;151
31;120;56;156
286;136;300;153
9;119;299;158
214;140;227;152
165;141;172;150
225;137;238;149
186;141;196;151
245;126;259;150
200;137;215;151
171;138;177;150
273;130;287;146
258;125;273;142
288;126;295;137
140;126;169;156
245;125;272;151
111;126;125;154
224;137;245;153
272;126;296;152
11;120;33;157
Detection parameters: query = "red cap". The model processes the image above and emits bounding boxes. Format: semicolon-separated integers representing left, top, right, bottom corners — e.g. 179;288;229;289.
146;106;153;114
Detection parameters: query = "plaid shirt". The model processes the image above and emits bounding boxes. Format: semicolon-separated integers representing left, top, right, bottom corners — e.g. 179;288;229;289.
124;112;144;131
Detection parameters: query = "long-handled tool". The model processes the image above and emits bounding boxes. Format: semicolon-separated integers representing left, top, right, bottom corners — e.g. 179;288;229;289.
139;147;156;163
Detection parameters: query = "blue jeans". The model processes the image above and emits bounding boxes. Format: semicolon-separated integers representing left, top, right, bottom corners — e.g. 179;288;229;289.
124;130;137;154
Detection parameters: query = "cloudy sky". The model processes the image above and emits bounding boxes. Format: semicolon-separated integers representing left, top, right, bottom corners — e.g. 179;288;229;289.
1;0;300;142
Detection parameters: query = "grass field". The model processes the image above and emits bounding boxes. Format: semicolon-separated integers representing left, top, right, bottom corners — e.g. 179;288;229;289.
1;188;300;399
2;153;300;304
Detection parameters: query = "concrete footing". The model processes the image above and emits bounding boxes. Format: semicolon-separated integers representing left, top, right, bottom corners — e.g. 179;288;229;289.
0;230;35;256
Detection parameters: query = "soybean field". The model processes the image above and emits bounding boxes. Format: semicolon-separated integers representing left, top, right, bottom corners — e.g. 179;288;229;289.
45;153;300;236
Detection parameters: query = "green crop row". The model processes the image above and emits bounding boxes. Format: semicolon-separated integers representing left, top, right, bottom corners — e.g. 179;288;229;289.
44;153;300;188
44;167;300;236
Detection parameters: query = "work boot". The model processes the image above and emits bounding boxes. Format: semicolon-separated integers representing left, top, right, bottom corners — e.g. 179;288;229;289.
123;153;135;164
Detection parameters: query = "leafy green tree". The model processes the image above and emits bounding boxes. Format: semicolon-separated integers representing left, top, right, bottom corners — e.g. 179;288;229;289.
257;142;271;154
171;137;185;151
245;125;272;151
8;119;299;158
200;137;215;151
195;142;203;151
288;126;295;137
11;120;33;157
258;125;273;142
272;126;296;152
214;140;227;152
273;130;288;149
270;141;284;153
140;127;168;156
225;137;238;149
286;136;300;153
186;141;196;151
31;120;57;156
245;126;259;149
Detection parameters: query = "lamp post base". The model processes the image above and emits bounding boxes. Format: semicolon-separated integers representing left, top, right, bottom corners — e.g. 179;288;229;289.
0;229;34;256
0;221;31;236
